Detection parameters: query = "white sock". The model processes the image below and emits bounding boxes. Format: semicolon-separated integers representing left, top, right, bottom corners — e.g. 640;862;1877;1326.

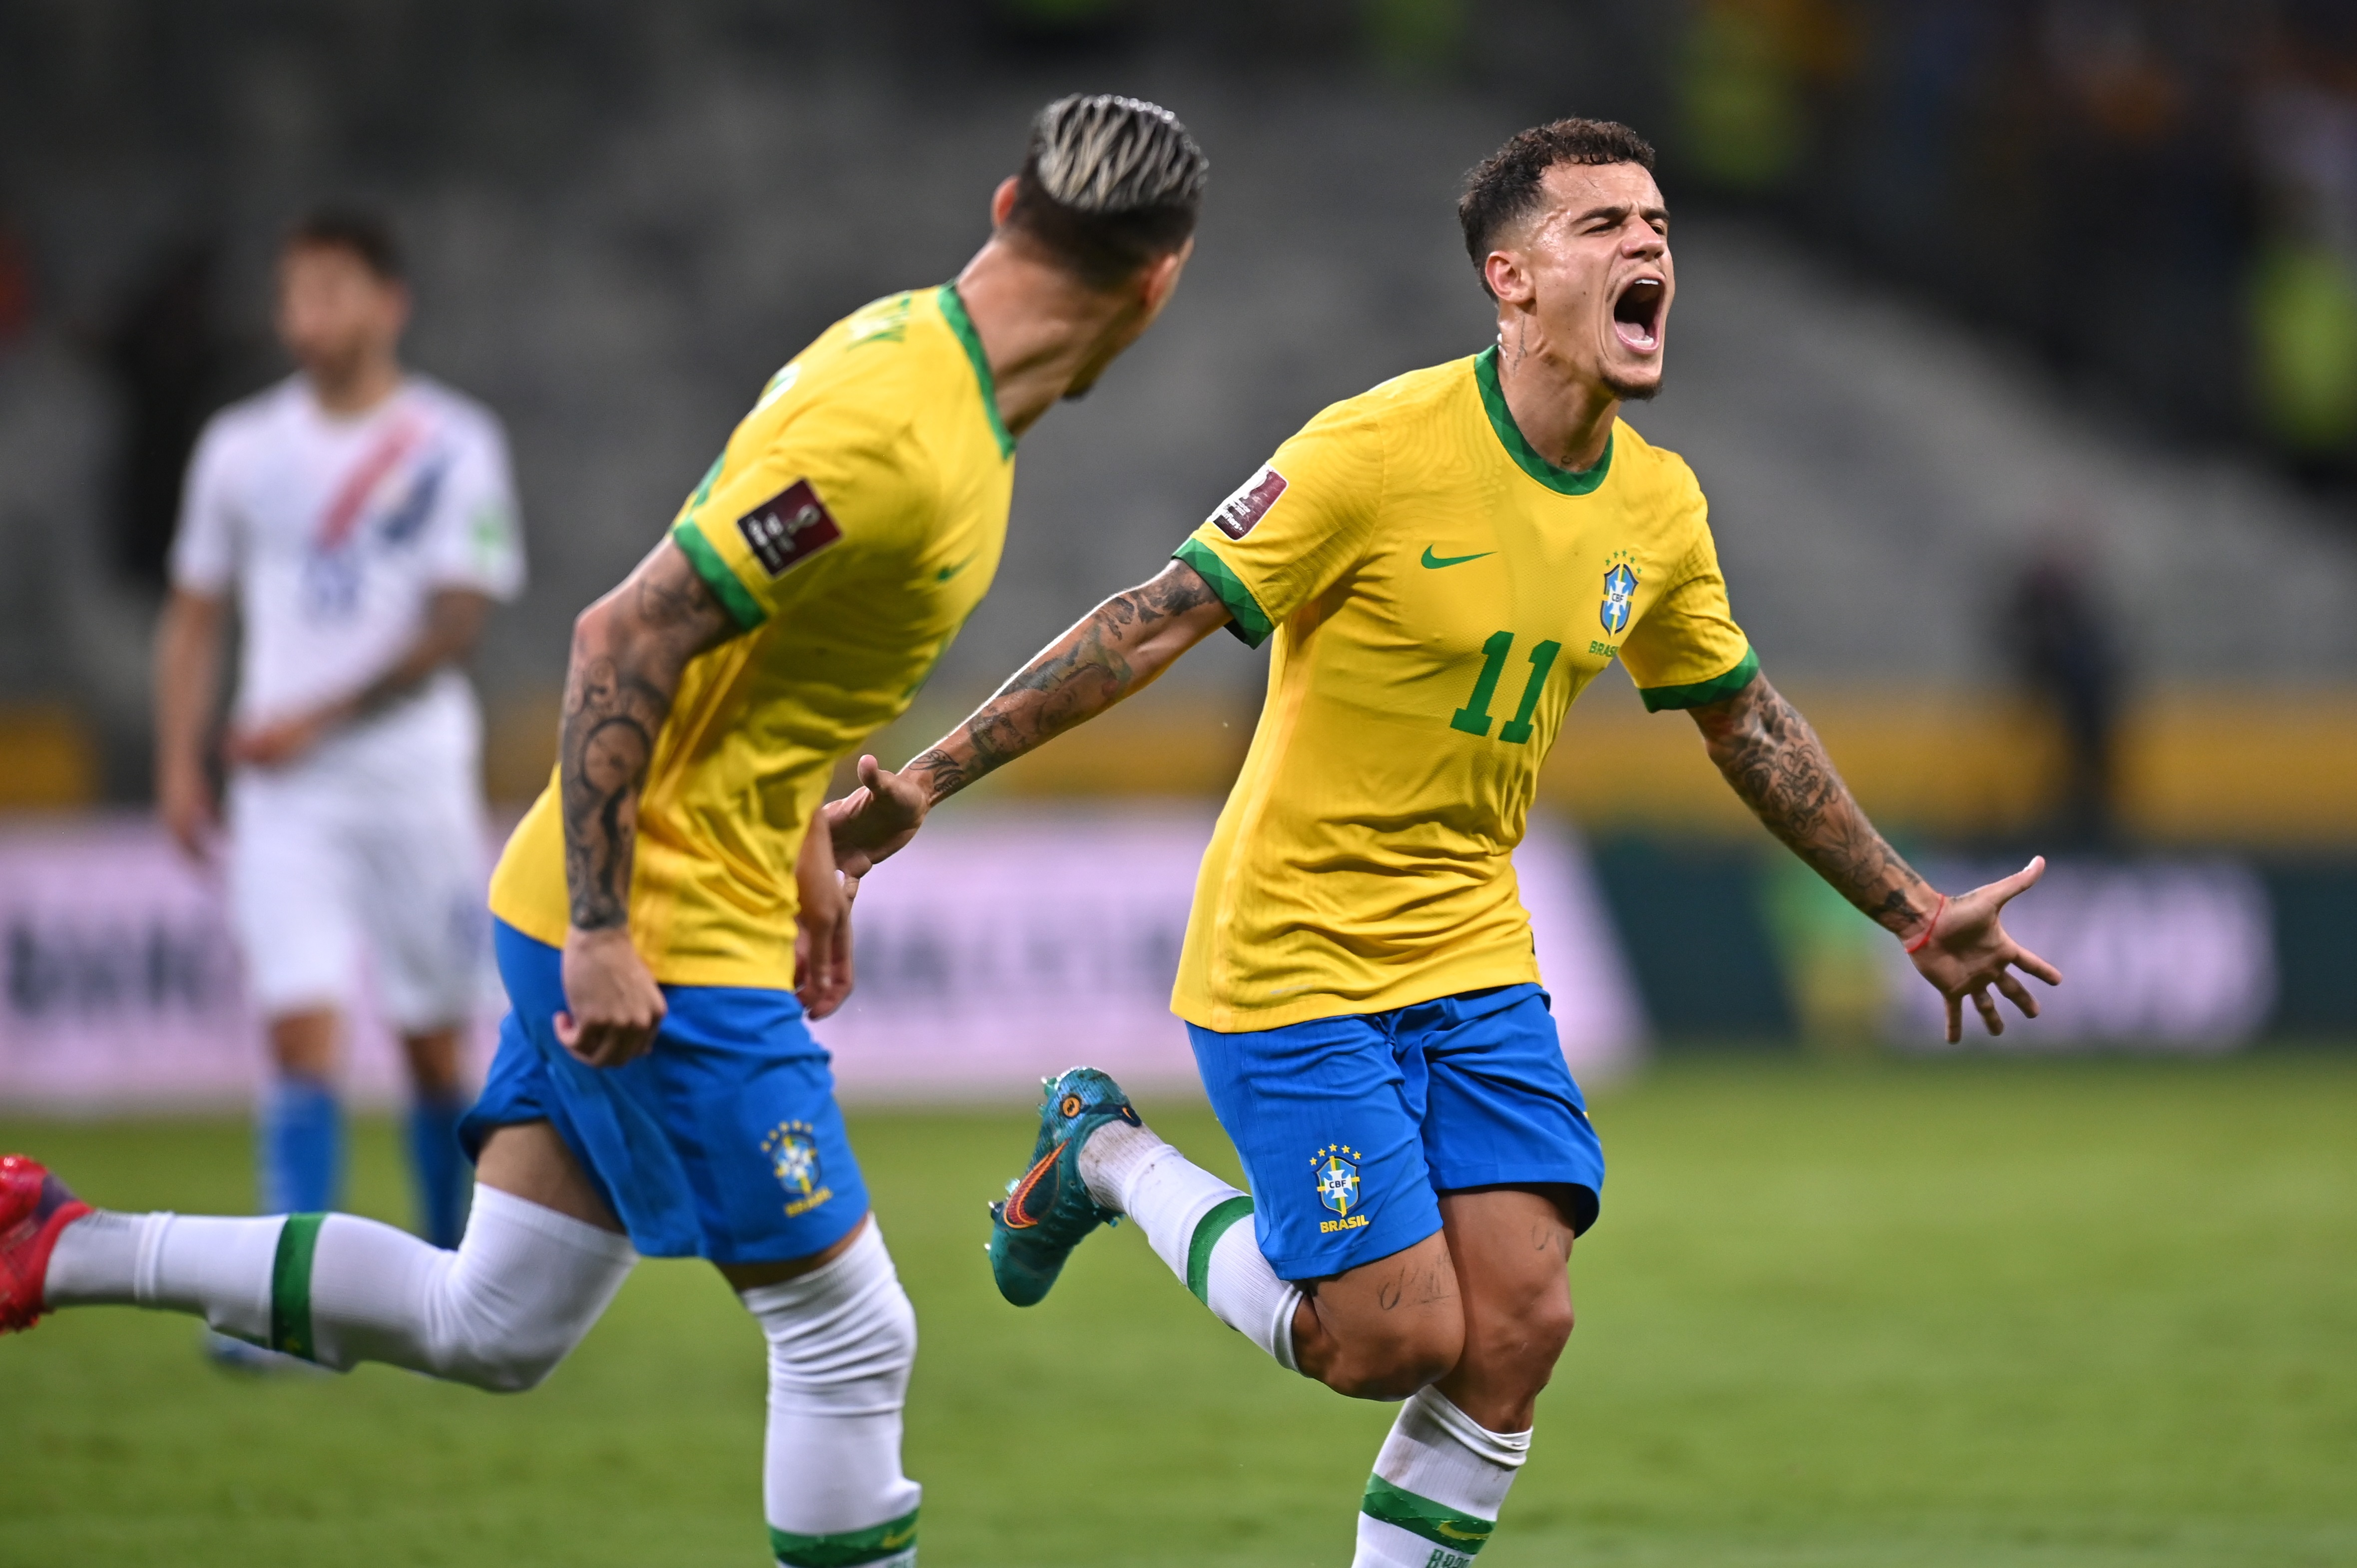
46;1209;280;1341
1079;1120;1302;1372
741;1221;923;1568
44;1189;635;1391
1353;1387;1531;1568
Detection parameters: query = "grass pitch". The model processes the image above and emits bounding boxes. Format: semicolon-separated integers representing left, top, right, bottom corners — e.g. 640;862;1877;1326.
2;1055;2353;1567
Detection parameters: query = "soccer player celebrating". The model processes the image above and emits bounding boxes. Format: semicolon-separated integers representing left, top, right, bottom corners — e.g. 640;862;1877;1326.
829;119;2062;1568
3;96;1209;1568
154;211;524;1277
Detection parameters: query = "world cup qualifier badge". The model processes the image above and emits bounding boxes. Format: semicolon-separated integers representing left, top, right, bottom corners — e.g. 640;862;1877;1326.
761;1122;835;1219
1600;550;1640;636
1313;1145;1368;1234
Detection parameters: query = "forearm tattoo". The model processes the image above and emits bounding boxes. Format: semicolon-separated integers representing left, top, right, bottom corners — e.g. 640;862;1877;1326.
915;563;1221;804
1696;677;1930;933
560;550;733;930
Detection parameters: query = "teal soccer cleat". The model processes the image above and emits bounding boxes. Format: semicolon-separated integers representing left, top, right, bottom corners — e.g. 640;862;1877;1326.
987;1067;1140;1306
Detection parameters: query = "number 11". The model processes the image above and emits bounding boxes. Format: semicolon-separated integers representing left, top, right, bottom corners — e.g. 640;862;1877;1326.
1449;631;1561;744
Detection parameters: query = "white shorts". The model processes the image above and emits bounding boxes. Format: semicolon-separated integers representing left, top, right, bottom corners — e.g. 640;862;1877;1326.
226;759;491;1033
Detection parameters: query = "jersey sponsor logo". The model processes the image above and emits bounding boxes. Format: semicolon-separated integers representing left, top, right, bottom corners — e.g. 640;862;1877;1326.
1600;561;1638;635
1314;1144;1366;1232
1420;545;1494;569
738;479;842;577
1211;465;1287;539
762;1121;833;1218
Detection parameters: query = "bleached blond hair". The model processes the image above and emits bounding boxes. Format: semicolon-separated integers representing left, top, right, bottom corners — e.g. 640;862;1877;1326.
1009;94;1207;287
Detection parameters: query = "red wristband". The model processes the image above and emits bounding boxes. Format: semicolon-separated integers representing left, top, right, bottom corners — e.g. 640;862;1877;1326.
1902;893;1947;955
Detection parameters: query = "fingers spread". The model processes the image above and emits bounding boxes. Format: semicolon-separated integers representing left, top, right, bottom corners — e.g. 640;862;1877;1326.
1990;855;2047;909
2012;945;2064;987
1945;992;1963;1045
1995;970;2039;1018
1972;986;2003;1036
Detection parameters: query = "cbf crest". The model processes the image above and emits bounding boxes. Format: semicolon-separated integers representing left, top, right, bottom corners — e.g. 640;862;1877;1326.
1313;1145;1369;1235
1600;551;1640;636
761;1121;835;1219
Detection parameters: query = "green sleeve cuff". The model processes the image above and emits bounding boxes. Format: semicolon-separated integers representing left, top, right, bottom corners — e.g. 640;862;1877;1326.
669;519;767;632
1638;646;1759;712
1172;538;1275;648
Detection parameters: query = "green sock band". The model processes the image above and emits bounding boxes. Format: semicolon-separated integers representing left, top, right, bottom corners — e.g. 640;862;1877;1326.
770;1508;919;1567
268;1212;326;1362
1185;1194;1255;1304
1361;1475;1494;1555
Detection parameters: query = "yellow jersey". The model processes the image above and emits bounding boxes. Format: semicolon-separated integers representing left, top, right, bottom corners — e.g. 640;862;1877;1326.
1171;346;1755;1029
489;285;1015;987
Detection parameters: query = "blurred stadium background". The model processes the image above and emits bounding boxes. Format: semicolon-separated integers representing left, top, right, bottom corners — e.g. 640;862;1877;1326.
0;2;2352;1565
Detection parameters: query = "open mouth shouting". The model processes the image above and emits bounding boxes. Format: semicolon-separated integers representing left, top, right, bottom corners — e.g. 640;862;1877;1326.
1612;274;1666;354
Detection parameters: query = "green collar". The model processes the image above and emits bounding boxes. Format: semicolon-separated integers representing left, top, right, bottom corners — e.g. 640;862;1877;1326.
938;283;1015;459
1474;345;1612;495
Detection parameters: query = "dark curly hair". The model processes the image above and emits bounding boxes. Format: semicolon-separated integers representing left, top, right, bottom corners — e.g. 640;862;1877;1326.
1458;119;1656;298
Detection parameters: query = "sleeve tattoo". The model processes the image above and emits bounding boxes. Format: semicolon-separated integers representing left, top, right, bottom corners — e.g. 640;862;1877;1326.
907;562;1223;803
559;547;736;930
1693;676;1932;934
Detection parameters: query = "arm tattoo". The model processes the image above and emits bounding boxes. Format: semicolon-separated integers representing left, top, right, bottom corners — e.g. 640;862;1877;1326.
1695;677;1931;934
560;547;734;930
912;561;1223;805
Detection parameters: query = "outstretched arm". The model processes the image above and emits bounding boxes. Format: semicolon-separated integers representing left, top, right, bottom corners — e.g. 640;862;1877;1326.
828;558;1232;873
1690;674;2060;1041
555;537;739;1066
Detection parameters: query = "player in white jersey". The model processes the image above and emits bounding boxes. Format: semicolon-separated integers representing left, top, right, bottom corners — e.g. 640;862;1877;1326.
152;211;525;1286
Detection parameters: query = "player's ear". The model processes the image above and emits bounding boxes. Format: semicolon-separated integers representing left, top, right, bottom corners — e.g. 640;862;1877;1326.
1484;248;1533;308
381;279;413;340
1137;236;1192;315
989;175;1020;230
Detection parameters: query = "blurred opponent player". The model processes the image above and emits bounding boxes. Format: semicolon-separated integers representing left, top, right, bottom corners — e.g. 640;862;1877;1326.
4;96;1208;1568
830;119;2063;1567
153;210;523;1277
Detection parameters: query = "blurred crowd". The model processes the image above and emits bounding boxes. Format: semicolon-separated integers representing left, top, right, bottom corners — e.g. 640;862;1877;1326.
1674;0;2357;476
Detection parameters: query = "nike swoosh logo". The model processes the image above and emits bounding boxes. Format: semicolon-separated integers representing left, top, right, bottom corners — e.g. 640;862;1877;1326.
935;556;974;582
1001;1145;1061;1228
1434;1522;1491;1541
880;1527;916;1549
1421;546;1494;569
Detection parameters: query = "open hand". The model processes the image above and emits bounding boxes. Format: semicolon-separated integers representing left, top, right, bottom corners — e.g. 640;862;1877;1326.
556;925;667;1067
825;754;932;878
1907;856;2064;1043
794;818;858;1020
224;707;335;769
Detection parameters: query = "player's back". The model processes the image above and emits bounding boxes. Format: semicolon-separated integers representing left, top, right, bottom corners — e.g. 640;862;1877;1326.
490;285;1016;988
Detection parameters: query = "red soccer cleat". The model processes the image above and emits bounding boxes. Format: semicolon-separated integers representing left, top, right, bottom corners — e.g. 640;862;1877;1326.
0;1154;91;1335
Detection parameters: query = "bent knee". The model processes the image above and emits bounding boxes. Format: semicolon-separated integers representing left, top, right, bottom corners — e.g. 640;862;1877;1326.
1459;1300;1576;1397
439;1320;585;1394
1315;1323;1462;1402
454;1344;570;1394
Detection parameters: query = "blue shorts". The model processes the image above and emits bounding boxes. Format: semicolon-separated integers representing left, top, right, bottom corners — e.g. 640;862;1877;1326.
460;921;870;1265
1187;983;1603;1282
